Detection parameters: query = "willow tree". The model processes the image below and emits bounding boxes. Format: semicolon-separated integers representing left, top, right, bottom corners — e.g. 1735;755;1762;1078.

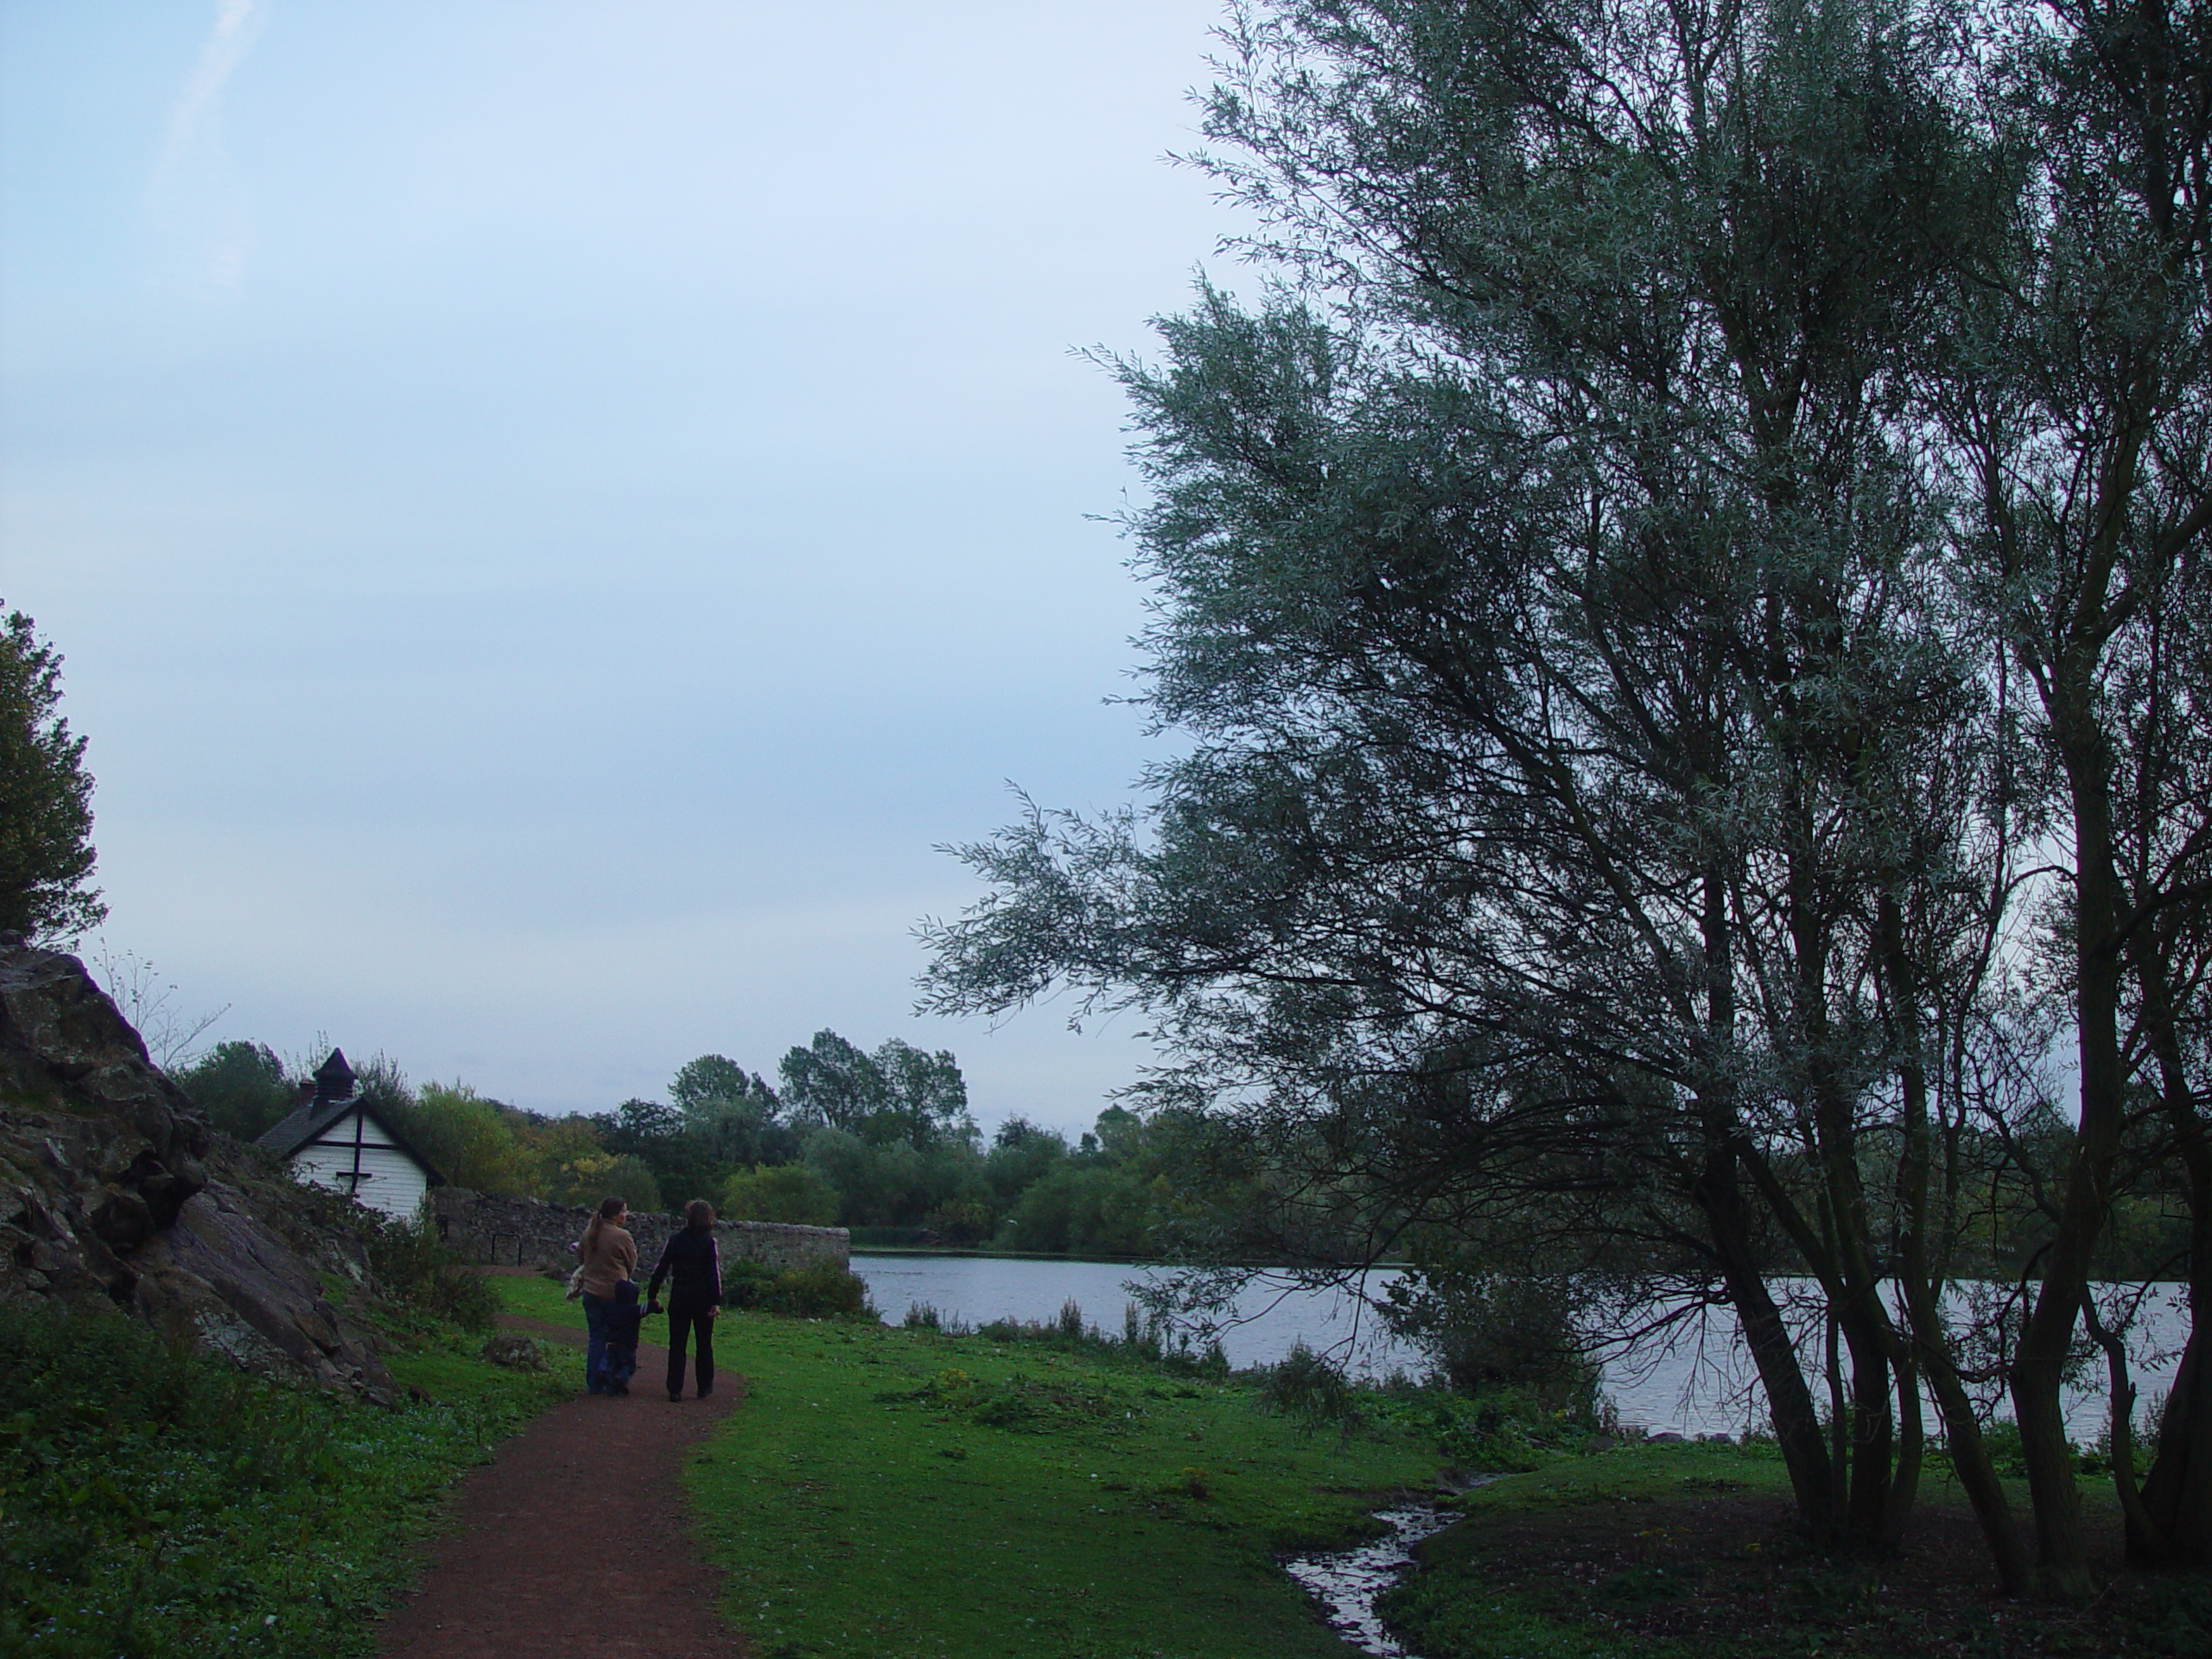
1907;0;2212;1589
924;0;2059;1569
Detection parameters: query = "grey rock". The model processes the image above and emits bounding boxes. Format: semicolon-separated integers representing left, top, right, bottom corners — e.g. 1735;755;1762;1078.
480;1333;547;1370
0;933;392;1402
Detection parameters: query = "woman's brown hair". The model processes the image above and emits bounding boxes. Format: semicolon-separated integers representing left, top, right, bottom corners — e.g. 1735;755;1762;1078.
582;1194;627;1250
683;1198;714;1231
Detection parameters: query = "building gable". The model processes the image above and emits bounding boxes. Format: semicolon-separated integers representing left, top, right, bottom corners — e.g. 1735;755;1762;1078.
254;1048;445;1218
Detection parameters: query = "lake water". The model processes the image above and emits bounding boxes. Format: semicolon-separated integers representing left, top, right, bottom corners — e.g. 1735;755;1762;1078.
849;1253;2187;1441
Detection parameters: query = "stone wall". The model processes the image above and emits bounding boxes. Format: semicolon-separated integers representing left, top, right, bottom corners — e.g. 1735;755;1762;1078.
429;1187;848;1277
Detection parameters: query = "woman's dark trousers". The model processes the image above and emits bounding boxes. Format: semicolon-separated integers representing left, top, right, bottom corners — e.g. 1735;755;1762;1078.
581;1292;615;1394
666;1297;715;1399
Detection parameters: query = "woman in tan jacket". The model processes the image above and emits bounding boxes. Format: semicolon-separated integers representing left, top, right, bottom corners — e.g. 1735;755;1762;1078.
576;1196;638;1395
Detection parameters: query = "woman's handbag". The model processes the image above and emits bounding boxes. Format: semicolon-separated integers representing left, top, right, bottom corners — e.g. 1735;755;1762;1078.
564;1264;586;1301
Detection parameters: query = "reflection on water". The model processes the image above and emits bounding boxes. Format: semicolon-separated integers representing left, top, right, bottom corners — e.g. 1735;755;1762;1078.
851;1252;1414;1370
848;1254;2181;1441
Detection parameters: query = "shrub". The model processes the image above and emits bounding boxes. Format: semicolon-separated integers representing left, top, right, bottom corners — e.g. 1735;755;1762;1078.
969;1301;1230;1379
902;1301;970;1335
768;1265;876;1319
1957;1418;2085;1479
722;1262;876;1320
924;1197;995;1244
721;1257;779;1309
363;1212;501;1333
1382;1268;1601;1415
1254;1340;1363;1433
1421;1382;1605;1471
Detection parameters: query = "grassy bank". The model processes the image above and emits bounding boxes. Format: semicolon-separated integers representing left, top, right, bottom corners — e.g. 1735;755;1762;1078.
495;1274;1446;1657
1380;1442;2209;1659
502;1282;2212;1654
496;1275;2212;1658
0;1300;575;1659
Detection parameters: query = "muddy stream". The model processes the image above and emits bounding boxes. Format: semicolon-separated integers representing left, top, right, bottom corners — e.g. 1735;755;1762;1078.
1283;1505;1465;1658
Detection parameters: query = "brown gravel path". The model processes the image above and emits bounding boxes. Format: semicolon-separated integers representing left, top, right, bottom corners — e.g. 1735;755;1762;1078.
374;1313;749;1658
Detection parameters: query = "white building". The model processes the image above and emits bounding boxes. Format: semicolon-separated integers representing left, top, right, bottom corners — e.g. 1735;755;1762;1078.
257;1049;443;1219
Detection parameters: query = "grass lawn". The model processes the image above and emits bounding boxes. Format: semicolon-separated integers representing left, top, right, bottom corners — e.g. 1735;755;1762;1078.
494;1277;2212;1659
495;1275;1443;1658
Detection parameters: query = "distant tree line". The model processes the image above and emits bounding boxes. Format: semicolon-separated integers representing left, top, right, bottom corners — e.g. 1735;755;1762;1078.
173;1030;1213;1257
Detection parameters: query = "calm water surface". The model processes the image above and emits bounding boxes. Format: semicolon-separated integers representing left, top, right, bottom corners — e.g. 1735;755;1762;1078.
849;1253;2183;1440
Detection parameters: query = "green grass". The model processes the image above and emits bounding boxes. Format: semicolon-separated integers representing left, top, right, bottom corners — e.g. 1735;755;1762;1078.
1454;1440;1791;1513
497;1275;1446;1658
488;1279;2212;1659
0;1299;575;1659
1373;1438;2197;1659
1376;1445;1789;1659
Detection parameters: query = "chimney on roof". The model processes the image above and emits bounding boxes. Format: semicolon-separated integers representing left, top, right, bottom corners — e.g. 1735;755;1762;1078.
313;1049;358;1105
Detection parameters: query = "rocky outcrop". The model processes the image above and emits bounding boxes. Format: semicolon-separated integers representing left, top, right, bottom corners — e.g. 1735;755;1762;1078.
0;933;392;1401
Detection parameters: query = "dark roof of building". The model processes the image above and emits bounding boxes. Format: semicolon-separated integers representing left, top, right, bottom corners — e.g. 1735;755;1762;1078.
313;1048;357;1096
255;1049;445;1185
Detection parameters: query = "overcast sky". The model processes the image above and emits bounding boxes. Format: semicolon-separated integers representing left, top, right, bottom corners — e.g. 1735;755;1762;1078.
1;1;1245;1130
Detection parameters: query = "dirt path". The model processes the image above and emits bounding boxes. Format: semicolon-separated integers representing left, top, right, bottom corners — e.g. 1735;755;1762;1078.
373;1313;749;1658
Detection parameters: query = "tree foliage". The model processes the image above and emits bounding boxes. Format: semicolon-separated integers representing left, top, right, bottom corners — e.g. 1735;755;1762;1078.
0;607;102;942
722;1161;842;1226
920;0;2212;1592
779;1030;973;1149
172;1041;294;1141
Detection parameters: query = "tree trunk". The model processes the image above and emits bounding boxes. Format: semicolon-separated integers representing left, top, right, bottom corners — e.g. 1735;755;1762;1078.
1885;1354;1924;1554
1706;1182;1840;1541
2139;1310;2212;1566
1879;889;2033;1592
1840;1306;1897;1553
2007;725;2126;1598
1696;865;1840;1541
2133;969;2212;1565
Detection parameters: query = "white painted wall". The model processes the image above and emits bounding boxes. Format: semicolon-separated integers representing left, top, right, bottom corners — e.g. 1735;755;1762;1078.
289;1109;430;1218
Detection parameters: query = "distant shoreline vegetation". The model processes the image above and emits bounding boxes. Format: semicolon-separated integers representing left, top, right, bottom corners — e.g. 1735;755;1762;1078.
846;1233;1422;1270
171;1030;1230;1261
171;1031;2192;1283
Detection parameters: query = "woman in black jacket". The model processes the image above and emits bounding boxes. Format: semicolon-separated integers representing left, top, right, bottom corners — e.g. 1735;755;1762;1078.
645;1198;723;1402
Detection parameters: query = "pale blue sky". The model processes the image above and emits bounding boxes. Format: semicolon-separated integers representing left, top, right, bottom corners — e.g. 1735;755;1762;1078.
1;1;1239;1127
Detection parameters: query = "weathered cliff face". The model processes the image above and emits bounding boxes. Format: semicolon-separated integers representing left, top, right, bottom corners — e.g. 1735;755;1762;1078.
0;934;392;1402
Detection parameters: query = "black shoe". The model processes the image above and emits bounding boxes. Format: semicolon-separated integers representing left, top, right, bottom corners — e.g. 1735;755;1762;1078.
611;1382;629;1395
669;1393;683;1402
697;1386;713;1399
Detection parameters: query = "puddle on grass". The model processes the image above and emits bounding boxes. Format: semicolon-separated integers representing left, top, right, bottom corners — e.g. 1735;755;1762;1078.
1284;1506;1465;1658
